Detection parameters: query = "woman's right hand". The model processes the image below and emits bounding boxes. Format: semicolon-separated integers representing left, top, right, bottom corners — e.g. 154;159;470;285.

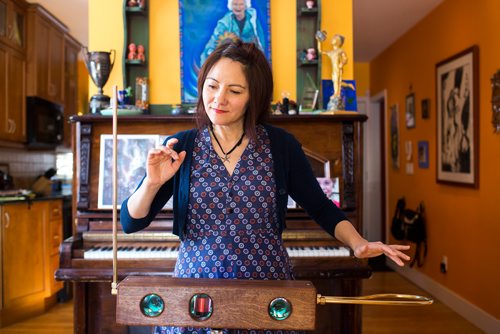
145;138;186;188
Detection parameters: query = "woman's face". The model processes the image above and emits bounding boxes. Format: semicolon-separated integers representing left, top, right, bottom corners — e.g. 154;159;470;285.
231;0;246;20
202;57;249;129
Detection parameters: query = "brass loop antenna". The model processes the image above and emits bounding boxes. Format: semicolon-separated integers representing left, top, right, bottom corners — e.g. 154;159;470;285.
317;293;433;306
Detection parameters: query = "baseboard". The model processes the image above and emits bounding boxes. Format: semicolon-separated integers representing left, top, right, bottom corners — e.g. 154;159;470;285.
387;261;500;334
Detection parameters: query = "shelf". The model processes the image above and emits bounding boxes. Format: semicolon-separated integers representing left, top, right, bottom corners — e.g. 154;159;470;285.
299;60;318;66
299;7;318;16
123;0;149;110
125;59;146;65
125;6;147;14
297;0;322;109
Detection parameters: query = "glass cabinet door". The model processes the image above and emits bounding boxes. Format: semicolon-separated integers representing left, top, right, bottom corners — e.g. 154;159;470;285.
0;0;7;40
10;1;24;48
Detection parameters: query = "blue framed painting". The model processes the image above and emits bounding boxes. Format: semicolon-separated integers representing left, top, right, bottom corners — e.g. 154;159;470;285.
179;0;271;103
418;141;429;169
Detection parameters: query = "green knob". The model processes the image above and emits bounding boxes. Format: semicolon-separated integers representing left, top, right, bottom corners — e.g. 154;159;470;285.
268;297;292;321
140;293;165;317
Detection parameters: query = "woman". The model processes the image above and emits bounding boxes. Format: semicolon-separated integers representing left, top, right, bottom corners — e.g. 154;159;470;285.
121;40;410;334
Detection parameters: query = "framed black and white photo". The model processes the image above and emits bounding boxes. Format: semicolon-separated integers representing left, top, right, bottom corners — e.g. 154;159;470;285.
98;134;160;209
436;46;479;187
390;104;400;169
405;93;416;128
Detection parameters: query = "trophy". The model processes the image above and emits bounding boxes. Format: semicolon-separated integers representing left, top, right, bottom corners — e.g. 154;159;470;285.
82;47;115;114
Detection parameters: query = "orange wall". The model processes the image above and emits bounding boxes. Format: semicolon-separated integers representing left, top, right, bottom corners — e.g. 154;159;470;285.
353;62;369;96
370;0;500;317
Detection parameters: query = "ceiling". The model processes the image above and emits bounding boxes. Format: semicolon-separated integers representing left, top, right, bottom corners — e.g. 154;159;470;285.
27;0;444;62
354;0;444;62
26;0;88;46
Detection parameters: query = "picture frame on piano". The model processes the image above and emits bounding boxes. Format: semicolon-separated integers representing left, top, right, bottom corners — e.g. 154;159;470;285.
98;134;160;209
317;177;340;207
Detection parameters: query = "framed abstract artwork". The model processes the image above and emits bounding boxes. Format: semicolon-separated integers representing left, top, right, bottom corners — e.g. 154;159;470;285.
390;104;400;169
436;46;479;187
179;0;271;103
98;134;160;209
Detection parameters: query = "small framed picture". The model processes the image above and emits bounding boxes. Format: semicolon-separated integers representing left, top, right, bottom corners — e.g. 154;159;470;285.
406;93;416;128
418;141;429;168
421;98;430;119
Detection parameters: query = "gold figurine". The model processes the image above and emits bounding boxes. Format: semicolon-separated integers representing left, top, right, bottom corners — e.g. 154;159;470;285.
316;31;354;112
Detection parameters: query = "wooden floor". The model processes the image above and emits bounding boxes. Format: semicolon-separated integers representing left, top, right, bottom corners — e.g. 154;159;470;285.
361;271;482;333
0;271;482;333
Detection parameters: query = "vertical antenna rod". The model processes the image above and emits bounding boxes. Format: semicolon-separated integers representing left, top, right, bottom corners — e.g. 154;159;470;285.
111;85;118;295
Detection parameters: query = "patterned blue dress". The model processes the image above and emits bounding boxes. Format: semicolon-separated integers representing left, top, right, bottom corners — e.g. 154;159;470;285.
156;126;302;334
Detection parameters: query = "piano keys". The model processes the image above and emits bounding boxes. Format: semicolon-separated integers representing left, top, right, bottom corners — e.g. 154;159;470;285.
83;245;351;259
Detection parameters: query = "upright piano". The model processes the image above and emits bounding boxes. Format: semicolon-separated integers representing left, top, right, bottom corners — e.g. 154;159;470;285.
56;114;370;333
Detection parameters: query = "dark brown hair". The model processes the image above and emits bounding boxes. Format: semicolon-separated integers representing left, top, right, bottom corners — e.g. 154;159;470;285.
196;39;272;139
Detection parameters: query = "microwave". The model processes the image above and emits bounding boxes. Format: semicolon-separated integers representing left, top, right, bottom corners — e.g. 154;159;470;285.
26;97;64;148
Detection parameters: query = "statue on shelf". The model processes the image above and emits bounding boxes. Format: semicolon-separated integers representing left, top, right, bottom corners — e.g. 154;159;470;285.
137;44;146;62
316;31;354;111
128;43;137;60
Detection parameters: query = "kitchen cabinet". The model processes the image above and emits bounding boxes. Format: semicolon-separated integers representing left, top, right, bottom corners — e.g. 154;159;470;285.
26;3;66;105
0;42;25;142
0;0;26;143
63;34;80;147
44;200;63;296
0;199;63;327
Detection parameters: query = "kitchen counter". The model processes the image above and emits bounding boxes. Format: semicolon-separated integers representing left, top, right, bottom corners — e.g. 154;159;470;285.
0;192;72;204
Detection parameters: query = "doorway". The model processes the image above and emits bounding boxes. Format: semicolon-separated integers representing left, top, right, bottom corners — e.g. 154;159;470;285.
358;92;387;245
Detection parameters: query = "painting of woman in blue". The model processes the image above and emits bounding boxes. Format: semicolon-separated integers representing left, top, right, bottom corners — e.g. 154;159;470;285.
179;0;270;103
200;0;266;65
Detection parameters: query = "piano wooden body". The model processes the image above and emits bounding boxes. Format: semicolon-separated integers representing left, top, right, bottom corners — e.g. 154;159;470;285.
57;114;370;333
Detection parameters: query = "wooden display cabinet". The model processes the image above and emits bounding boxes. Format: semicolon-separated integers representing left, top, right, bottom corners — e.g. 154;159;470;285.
296;0;322;109
123;0;149;107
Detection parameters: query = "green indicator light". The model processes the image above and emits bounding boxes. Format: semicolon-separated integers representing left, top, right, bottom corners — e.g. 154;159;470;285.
140;293;165;317
269;297;292;321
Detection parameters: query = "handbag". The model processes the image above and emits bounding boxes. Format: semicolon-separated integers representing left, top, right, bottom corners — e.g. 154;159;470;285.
390;197;427;267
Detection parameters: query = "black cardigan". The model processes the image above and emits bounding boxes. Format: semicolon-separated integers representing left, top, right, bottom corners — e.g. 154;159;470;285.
120;124;348;240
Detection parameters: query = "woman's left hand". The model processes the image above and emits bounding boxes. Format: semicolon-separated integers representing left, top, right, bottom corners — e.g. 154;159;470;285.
353;241;410;266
